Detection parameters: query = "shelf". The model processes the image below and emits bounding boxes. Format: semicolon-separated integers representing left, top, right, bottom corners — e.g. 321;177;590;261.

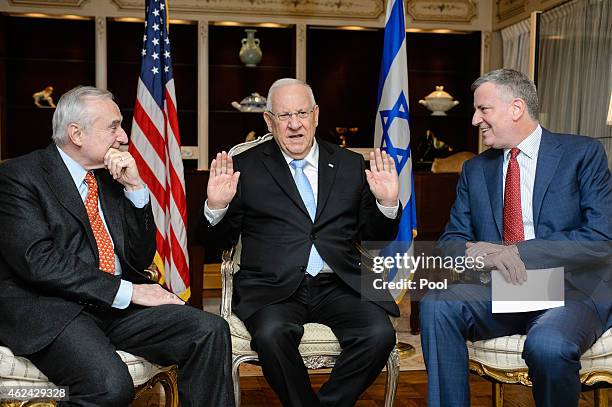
408;69;477;75
210;64;293;70
109;60;196;68
210;109;264;114
7;105;58;110
5;57;93;64
409;113;472;119
114;108;199;114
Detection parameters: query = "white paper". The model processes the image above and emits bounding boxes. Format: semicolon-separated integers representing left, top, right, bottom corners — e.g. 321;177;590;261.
492;267;564;313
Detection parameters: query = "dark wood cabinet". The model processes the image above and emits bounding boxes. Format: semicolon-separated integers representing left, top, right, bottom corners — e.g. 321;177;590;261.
307;28;481;157
307;27;383;148
0;16;95;159
414;171;459;241
208;25;295;162
407;32;481;159
185;169;209;308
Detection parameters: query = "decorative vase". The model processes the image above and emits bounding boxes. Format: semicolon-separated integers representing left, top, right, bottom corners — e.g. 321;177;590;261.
239;29;262;67
418;86;459;116
231;93;267;113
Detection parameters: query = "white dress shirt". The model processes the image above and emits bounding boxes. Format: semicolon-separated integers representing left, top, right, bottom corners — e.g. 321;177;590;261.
502;125;542;240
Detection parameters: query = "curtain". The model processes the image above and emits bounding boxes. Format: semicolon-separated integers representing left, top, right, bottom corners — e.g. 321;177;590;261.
538;0;612;168
501;19;531;75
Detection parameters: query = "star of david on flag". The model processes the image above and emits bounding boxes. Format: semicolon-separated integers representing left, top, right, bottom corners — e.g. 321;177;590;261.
379;91;411;175
373;0;417;303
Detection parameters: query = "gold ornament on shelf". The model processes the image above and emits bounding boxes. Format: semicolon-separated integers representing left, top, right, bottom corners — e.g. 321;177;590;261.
334;127;359;148
32;86;56;109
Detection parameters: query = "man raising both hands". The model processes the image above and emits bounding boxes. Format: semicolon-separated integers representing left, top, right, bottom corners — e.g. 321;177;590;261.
199;78;402;407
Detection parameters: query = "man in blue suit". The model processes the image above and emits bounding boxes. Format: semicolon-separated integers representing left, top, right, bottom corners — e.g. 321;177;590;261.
420;69;611;407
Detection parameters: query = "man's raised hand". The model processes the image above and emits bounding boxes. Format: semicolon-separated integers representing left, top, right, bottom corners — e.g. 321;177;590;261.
365;148;399;207
207;151;240;210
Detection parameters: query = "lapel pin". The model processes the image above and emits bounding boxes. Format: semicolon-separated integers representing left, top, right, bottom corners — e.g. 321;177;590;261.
328;163;334;168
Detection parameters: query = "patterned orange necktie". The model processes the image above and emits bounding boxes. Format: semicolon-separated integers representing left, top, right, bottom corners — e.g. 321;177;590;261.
503;148;525;245
84;172;115;274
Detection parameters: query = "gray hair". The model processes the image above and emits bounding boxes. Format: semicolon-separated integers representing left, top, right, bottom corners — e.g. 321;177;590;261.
471;69;539;120
266;78;316;111
51;86;114;146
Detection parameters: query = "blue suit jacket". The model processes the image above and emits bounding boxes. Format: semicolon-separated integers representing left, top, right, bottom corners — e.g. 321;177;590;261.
439;128;612;327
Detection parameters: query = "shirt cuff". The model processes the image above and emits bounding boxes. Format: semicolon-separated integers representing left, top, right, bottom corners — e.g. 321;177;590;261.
124;185;150;208
112;280;133;309
204;200;228;226
376;200;399;219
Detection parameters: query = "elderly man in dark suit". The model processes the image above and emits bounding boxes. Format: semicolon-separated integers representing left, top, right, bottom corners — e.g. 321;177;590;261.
198;78;402;406
420;69;612;407
0;86;235;407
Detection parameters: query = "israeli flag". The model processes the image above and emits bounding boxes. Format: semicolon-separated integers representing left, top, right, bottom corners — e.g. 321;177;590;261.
374;0;417;303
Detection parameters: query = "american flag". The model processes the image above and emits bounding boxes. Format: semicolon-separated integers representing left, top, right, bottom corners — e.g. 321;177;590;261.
129;0;190;300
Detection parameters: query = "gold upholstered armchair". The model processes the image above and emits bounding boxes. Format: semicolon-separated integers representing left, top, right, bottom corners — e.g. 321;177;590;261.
0;269;179;407
467;328;612;407
219;134;400;407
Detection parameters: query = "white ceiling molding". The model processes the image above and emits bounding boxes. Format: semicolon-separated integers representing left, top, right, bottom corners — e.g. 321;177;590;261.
9;0;87;6
407;0;477;23
111;0;385;20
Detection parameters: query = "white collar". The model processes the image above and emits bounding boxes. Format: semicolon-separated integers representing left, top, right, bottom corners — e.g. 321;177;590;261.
280;140;319;170
504;124;542;160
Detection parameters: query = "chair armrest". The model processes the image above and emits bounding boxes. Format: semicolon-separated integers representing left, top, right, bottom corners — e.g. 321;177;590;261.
356;243;391;280
220;246;236;320
144;267;160;283
356;243;403;330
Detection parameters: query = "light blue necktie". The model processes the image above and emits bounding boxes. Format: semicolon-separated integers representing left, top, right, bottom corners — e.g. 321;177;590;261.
290;159;324;276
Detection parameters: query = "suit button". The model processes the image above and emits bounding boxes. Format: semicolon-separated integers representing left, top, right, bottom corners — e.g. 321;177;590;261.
310;234;317;241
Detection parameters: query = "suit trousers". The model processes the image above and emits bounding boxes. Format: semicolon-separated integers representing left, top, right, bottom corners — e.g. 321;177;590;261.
27;303;235;407
243;273;396;407
419;283;604;407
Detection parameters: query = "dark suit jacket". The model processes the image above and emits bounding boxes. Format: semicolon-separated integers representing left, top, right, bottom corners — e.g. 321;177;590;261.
440;129;612;327
0;144;156;355
198;138;401;320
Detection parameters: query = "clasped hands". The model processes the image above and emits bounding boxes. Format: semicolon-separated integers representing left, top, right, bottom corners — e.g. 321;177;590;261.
466;242;527;285
207;148;399;210
103;148;145;191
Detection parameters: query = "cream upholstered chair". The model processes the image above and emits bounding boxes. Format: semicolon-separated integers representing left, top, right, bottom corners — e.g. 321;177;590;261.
221;134;400;407
468;328;612;407
0;347;178;407
0;268;179;407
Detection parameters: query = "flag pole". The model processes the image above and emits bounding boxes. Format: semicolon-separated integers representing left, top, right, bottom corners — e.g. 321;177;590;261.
374;0;417;359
